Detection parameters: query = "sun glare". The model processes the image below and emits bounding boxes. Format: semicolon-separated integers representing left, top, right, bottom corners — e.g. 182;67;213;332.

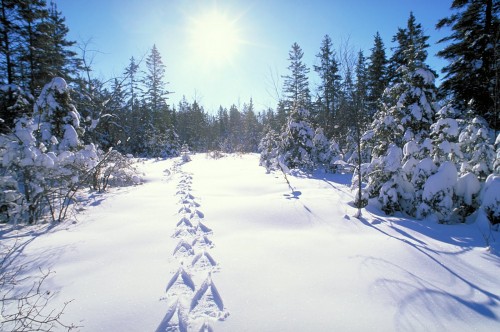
188;10;242;66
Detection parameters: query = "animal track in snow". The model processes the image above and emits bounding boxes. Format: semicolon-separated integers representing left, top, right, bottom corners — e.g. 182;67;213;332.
173;240;195;259
160;164;228;331
190;275;228;320
165;266;196;299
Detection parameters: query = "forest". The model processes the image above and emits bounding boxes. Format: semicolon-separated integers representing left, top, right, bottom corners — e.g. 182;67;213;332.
0;0;499;226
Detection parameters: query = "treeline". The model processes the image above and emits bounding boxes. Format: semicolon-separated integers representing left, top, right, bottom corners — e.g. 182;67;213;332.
259;2;499;225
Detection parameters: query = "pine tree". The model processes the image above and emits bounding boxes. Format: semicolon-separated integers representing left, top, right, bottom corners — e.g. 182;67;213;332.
43;1;80;82
388;12;433;84
140;45;174;157
279;107;315;170
259;126;280;173
314;35;341;136
0;0;18;86
282;42;311;114
33;77;81;152
242;98;261;152
458;116;495;180
366;32;388;114
143;44;170;112
436;0;499;131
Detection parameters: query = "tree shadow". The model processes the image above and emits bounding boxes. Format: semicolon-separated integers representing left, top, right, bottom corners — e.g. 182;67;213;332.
356;216;500;329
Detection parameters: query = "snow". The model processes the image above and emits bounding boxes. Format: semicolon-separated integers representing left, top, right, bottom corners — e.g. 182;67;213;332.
1;154;499;331
481;174;500;220
414;68;435;85
455;173;481;206
423;161;457;200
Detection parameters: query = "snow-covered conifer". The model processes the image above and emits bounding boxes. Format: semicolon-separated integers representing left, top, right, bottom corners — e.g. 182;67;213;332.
312;127;331;169
33;77;82;152
429;104;461;166
279;108;315;170
420;161;458;222
481;174;500;226
458;116;495;180
259;127;280;173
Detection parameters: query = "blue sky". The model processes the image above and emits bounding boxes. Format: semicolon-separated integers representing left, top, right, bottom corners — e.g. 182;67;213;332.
55;0;453;113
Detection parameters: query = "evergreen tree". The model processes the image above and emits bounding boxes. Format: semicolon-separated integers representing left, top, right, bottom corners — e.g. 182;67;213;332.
388;12;432;84
242;98;261;152
140;45;175;157
142;44;170;112
282;42;311;114
366;32;388;113
436;0;499;131
228;104;242;151
43;1;80;82
259;125;280;173
0;0;78;130
279;107;315;170
314;35;341;136
0;0;18;86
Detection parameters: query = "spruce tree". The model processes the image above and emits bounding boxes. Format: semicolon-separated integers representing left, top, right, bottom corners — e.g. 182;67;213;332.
279;107;315;170
436;0;499;131
314;35;341;136
282;42;311;114
388;12;433;84
366;32;388;114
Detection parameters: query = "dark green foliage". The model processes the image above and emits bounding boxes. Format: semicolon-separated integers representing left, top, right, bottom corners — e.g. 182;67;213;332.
314;35;342;137
388;12;434;84
366;32;388;113
436;0;499;130
282;42;311;114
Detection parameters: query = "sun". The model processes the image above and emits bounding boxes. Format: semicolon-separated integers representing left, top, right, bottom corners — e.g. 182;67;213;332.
187;10;242;66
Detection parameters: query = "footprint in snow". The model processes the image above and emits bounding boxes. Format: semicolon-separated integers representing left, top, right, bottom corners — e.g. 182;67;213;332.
189;275;228;321
196;321;214;332
196;222;212;235
180;199;200;208
155;300;189;332
172;227;196;239
165;267;196;296
191;251;218;272
173;240;195;259
191;235;214;249
177;217;194;228
178;206;192;214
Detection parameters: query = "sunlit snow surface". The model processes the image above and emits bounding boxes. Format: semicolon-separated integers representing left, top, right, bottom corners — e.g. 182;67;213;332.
1;154;499;331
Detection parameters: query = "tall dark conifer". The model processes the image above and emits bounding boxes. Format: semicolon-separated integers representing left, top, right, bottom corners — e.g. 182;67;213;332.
437;0;499;131
314;34;341;137
282;42;311;113
366;32;388;113
388;12;432;83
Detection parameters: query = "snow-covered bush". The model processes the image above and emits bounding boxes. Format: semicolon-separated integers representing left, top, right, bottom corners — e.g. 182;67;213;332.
90;148;140;192
458;116;495;180
279;108;315;170
0;78;141;224
181;144;191;163
481;174;500;226
328;139;344;172
312;127;331;168
454;172;481;221
378;145;408;214
429;104;461;165
33;77;82;152
494;134;500;174
420;161;458;222
259;128;280;173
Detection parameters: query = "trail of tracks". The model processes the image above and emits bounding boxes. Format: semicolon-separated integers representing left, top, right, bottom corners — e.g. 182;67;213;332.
157;160;229;332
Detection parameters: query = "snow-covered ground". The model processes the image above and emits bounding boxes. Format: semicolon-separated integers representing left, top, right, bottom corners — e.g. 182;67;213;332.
2;153;499;331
